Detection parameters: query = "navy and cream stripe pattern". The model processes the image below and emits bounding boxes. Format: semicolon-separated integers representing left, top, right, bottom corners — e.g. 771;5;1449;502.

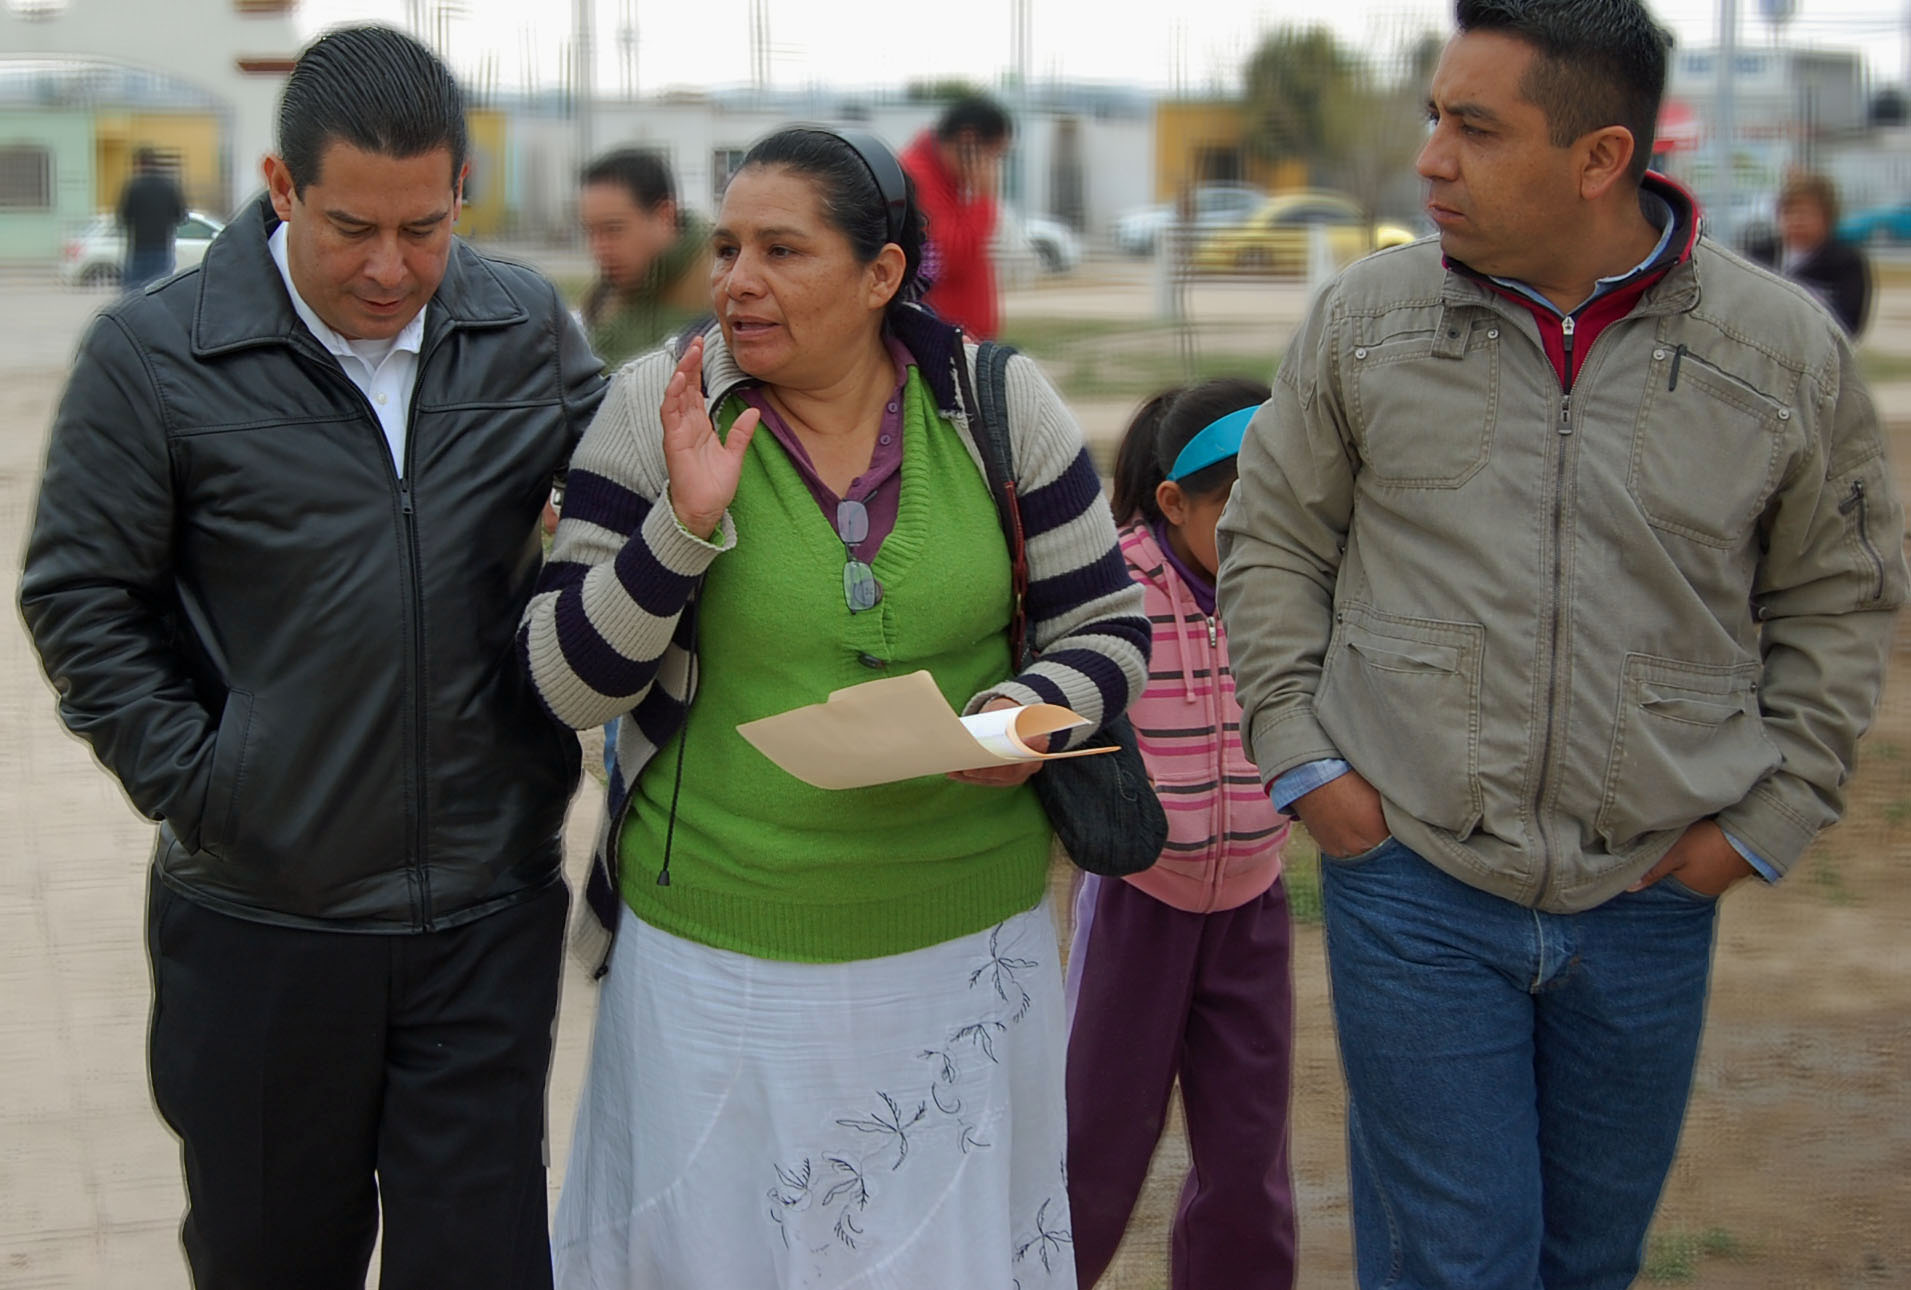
519;307;1150;967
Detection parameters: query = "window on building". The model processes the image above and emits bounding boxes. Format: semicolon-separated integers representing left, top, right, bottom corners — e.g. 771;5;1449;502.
0;145;52;211
713;148;748;204
1194;146;1244;185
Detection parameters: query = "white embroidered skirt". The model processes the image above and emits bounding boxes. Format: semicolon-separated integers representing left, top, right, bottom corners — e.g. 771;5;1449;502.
552;900;1075;1290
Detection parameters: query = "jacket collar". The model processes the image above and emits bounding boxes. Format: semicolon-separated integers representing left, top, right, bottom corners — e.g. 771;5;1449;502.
1440;171;1704;319
191;193;528;358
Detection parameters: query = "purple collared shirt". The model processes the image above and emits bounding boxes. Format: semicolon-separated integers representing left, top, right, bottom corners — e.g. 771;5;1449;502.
1151;518;1217;617
739;336;915;563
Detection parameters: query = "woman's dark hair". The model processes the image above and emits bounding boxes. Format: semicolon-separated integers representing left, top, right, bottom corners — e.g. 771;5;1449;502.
1455;0;1672;184
733;127;928;310
278;25;467;196
582;148;677;211
1111;378;1272;526
935;96;1013;146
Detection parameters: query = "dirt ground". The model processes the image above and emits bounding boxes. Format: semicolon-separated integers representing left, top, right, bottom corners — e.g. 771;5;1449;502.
1083;403;1911;1290
1094;595;1911;1290
2;269;1907;1289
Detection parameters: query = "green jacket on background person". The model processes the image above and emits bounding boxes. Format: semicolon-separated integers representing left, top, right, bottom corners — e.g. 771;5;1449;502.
581;211;713;367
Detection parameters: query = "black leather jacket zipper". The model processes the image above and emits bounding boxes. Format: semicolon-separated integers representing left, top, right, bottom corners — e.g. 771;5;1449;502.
301;341;435;930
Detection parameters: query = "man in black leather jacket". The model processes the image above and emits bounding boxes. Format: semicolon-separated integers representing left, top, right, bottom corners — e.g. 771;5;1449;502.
18;27;606;1290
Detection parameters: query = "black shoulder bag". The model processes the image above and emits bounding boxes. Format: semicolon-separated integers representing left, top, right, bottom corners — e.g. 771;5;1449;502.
964;340;1165;878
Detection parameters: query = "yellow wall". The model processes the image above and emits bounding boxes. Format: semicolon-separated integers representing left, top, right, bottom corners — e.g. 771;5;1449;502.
95;113;223;215
456;109;508;239
1152;100;1306;200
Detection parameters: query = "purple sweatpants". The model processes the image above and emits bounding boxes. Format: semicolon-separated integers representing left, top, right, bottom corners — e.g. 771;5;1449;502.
1064;873;1297;1290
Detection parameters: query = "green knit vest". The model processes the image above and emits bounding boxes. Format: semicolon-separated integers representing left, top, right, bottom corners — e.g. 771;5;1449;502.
618;368;1051;962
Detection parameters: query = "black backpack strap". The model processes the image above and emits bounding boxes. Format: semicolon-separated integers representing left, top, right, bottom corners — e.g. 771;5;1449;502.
666;312;719;360
962;340;1032;669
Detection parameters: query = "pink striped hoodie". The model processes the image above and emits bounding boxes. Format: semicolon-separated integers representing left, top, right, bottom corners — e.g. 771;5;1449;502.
1119;521;1289;913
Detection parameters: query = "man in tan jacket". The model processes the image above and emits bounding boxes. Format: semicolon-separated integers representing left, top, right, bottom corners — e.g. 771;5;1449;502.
1217;1;1907;1286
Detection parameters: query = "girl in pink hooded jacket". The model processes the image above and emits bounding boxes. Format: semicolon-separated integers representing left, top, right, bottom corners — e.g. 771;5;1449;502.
1065;380;1296;1290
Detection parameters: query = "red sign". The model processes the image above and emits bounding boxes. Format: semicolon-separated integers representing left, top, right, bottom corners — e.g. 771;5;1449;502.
1657;99;1702;153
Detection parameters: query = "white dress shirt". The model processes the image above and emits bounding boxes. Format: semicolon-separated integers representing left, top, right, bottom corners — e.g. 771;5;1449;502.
268;223;426;477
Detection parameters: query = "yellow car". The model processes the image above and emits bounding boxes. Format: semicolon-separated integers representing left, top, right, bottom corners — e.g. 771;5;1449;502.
1190;191;1418;274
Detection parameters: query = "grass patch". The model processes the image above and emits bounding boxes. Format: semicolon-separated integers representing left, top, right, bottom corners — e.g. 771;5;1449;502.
998;315;1281;401
1284;833;1324;925
1643;1227;1748;1282
1859;350;1911;385
1807;853;1857;906
997;317;1151;350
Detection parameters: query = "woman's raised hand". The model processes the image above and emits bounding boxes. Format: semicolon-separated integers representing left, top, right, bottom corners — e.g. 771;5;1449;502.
661;336;761;539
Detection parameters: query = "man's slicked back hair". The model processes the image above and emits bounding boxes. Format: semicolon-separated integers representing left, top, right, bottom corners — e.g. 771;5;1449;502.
278;25;467;195
1455;0;1672;183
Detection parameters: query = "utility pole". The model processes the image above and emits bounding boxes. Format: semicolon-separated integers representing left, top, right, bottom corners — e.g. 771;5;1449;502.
750;0;771;98
1010;0;1031;209
574;0;595;170
618;0;638;100
1713;0;1740;245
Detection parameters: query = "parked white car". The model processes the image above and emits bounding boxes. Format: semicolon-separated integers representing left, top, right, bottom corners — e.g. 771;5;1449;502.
993;208;1083;285
61;211;225;287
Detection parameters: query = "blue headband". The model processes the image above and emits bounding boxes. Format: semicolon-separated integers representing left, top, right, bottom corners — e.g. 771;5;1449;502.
1165;406;1255;482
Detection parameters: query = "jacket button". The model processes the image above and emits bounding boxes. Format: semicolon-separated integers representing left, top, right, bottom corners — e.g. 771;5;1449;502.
1654;348;1668;360
1777;408;1792;421
1486;328;1499;340
1354;347;1368;360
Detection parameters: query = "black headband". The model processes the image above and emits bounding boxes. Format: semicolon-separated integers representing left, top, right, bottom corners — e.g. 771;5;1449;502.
827;128;909;246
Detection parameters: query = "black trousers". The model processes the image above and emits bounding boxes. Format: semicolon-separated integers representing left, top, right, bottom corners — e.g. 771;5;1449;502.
146;871;567;1290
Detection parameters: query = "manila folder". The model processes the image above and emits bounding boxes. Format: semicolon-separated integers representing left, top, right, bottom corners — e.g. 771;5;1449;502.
735;668;1109;790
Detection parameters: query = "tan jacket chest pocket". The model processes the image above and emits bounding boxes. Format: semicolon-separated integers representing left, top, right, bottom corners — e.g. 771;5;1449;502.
1629;353;1791;548
1346;328;1500;488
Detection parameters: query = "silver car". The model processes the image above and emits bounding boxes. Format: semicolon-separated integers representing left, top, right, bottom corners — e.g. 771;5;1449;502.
60;211;225;288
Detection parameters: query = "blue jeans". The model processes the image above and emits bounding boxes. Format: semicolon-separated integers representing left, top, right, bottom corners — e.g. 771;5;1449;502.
1319;839;1719;1290
122;246;174;292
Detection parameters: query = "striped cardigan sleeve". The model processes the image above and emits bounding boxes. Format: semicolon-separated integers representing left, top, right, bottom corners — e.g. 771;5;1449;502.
962;351;1151;739
519;350;735;729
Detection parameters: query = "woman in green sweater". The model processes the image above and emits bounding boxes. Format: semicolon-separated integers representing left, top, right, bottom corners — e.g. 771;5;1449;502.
522;128;1148;1289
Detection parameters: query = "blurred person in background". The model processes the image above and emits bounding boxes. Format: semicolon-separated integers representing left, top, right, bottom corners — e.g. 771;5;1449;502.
20;26;606;1288
117;145;185;292
578;148;714;367
524;124;1146;1289
1218;1;1908;1287
902;95;1013;338
1746;171;1872;337
554;149;714;536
